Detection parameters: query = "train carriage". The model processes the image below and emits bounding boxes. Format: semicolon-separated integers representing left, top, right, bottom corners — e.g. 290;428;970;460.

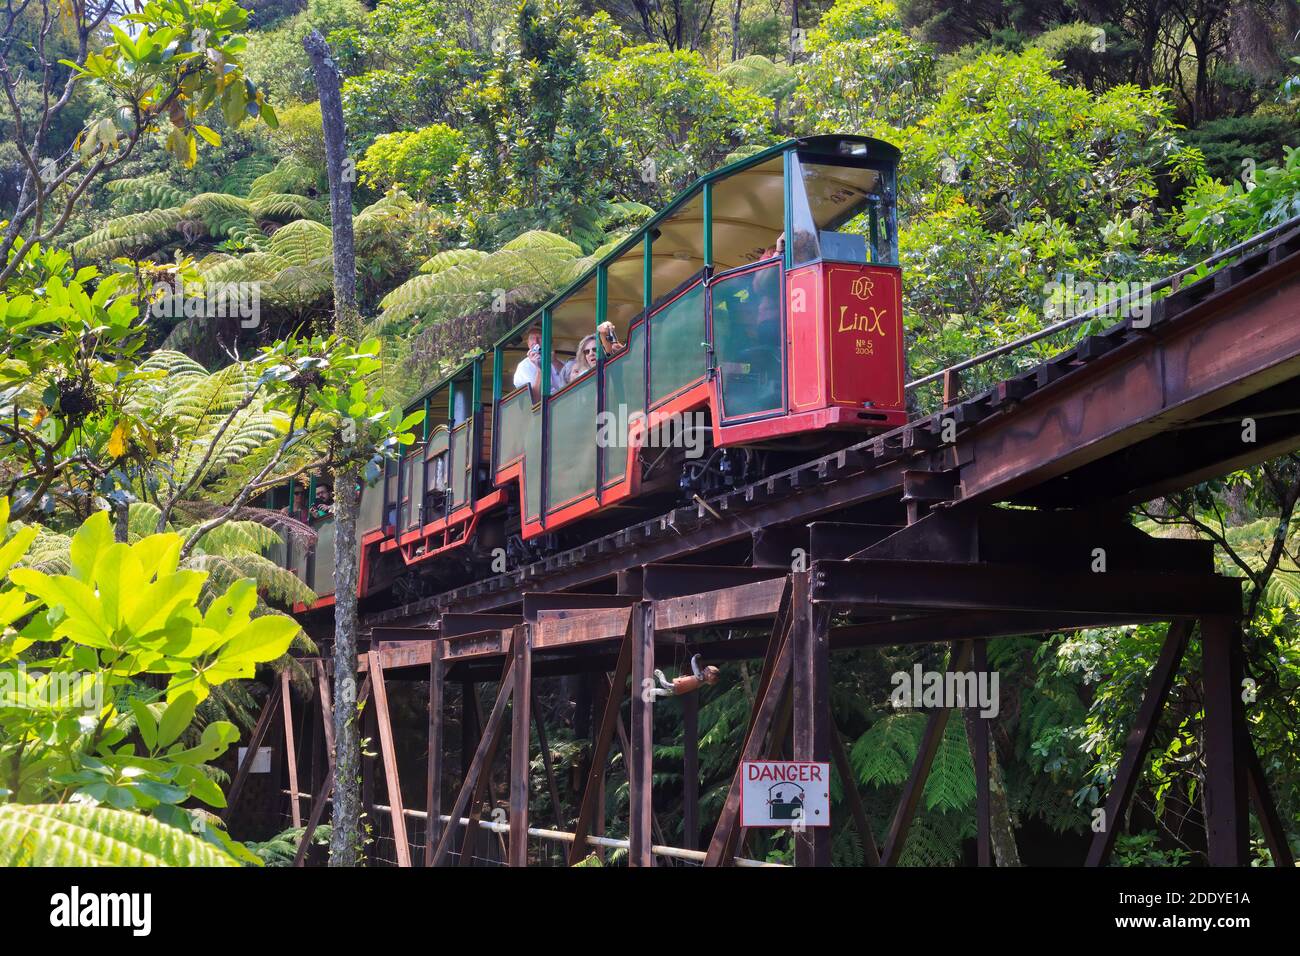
284;134;909;613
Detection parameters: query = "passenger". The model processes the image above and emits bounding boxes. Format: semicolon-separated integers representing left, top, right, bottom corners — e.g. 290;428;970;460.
562;334;599;384
309;484;333;521
597;321;625;356
761;232;786;261
512;325;563;396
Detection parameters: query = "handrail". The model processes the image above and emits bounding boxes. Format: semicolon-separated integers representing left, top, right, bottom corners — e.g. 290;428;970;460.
907;213;1300;393
292;792;785;867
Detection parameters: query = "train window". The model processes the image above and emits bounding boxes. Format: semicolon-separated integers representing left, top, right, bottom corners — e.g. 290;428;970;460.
709;154;785;271
650;190;706;304
790;153;897;266
712;261;784;419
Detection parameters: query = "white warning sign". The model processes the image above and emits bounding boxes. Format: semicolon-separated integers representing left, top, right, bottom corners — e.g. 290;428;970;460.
740;760;831;828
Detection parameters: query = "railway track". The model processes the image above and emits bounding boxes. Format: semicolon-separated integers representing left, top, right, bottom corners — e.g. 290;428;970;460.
364;217;1300;626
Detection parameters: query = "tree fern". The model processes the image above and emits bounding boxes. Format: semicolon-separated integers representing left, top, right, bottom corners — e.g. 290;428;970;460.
0;804;241;866
180;193;264;248
925;719;976;812
250;193;326;224
219;155;277;196
851;711;925;787
373;228;587;336
246;159;319;200
72;207;184;259
103;175;188;213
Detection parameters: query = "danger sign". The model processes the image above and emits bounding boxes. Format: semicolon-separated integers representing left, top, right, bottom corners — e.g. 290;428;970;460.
740;760;830;828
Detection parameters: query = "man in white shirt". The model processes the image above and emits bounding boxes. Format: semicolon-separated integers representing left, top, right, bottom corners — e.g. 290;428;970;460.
512;326;562;396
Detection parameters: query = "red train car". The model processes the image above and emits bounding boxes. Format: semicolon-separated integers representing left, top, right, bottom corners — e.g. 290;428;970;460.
282;135;907;611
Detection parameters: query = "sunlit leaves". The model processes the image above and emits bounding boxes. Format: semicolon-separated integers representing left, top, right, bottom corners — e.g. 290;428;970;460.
0;498;300;828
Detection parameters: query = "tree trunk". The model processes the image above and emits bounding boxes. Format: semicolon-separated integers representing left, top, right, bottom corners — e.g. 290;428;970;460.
731;0;742;60
986;737;1021;865
113;498;129;544
303;28;363;868
964;708;1022;866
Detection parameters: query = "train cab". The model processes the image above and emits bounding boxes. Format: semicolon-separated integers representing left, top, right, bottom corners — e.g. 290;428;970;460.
284;135;908;612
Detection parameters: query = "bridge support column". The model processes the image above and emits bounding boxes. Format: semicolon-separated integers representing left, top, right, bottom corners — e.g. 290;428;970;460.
792;570;832;866
628;601;655;867
508;624;532;866
1200;615;1250;866
425;644;443;866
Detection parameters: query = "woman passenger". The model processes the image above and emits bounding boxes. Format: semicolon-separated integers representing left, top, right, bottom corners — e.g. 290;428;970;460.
564;334;600;384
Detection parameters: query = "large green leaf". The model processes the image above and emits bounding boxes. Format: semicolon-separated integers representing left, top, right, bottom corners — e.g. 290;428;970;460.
0;804;240;866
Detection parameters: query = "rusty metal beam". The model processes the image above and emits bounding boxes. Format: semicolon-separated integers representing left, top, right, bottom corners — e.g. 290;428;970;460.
628;602;655;867
223;680;282;824
522;592;638;621
508;625;531;866
367;649;411;867
431;642;515;867
568;620;634;864
830;720;879;866
1085;621;1190;867
1201;616;1250;866
703;630;793;866
957;257;1300;505
280;670;301;828
792;571;832;865
812;559;1241;619
425;645;444;866
642;564;788;600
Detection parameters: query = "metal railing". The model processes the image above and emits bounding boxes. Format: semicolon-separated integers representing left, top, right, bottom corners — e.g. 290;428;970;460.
906;214;1300;400
290;792;786;867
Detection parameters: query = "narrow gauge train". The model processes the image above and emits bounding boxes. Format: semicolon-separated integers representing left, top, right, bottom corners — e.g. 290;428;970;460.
277;135;908;613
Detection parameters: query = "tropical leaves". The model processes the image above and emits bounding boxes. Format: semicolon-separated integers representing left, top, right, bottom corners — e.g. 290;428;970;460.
372;229;595;336
0;804;241;866
75;159;325;263
246;158;319;200
129;352;286;487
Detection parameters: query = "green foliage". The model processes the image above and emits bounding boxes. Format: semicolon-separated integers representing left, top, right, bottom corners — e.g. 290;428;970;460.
376;228;591;336
792;27;937;136
0;501;298;862
814;0;904;42
247;158;320;199
335;0;479;145
1179;147;1300;252
590;44;777;204
898;47;1197;389
358;125;467;202
0;804;242;866
451;0;624;248
244;0;370;102
246;823;331;865
69;0;279;170
0;246;149;519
